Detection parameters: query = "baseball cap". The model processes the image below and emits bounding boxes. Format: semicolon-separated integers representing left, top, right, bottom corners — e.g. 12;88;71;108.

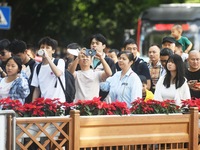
162;37;176;44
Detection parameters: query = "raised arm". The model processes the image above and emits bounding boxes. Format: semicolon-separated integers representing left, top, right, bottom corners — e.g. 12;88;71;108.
185;43;193;54
42;49;64;77
68;57;79;76
95;52;112;81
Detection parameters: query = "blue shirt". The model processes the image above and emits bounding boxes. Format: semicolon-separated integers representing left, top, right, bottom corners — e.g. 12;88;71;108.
100;68;142;108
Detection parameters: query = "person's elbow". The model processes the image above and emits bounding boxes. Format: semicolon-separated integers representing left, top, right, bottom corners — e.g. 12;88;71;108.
106;70;112;77
55;70;64;77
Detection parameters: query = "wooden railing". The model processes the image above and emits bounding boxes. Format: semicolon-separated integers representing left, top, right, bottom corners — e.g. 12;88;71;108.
16;116;72;150
73;108;199;150
13;108;199;150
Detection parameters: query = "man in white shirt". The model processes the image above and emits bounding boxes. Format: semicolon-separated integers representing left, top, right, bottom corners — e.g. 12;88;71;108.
31;37;66;102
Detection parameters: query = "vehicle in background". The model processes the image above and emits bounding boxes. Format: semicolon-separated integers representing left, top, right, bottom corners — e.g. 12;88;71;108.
137;3;200;61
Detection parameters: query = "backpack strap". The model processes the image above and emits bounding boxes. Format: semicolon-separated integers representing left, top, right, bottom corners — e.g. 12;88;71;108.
53;58;59;66
36;63;42;76
53;58;66;98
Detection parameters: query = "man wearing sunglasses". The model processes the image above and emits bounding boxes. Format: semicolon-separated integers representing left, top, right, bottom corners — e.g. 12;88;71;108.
0;39;12;77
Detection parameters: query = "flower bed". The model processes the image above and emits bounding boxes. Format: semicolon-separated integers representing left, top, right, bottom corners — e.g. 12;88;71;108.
0;97;184;116
1;97;199;149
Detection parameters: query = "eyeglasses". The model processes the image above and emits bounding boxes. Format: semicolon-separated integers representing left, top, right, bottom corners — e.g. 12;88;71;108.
0;51;6;56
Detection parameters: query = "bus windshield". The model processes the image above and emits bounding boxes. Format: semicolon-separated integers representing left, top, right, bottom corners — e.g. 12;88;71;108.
137;4;200;59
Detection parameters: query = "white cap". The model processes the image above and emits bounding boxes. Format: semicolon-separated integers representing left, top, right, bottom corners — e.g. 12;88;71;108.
67;49;80;56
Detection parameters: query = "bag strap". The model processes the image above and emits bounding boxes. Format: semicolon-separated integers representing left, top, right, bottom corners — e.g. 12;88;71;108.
53;58;66;98
36;63;42;76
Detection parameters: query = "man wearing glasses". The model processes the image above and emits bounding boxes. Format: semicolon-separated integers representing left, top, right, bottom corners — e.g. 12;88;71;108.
0;39;11;77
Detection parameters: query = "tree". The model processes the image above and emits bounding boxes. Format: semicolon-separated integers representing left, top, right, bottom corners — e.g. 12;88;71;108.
1;0;185;50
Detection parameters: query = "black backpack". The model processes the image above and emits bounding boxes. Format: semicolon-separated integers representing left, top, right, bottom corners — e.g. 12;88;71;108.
36;58;75;103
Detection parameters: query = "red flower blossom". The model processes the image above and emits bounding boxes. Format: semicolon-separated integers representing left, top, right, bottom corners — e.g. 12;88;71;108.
181;98;200;112
130;98;180;114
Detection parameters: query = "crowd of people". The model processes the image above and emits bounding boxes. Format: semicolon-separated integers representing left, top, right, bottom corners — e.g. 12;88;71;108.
0;24;199;108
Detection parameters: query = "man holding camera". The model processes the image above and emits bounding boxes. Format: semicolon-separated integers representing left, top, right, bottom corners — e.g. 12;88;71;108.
68;48;112;102
89;33;116;101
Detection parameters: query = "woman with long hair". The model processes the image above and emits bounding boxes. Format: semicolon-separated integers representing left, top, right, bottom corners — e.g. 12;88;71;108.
154;54;190;106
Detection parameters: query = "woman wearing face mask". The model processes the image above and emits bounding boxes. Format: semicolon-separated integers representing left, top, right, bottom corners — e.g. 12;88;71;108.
154;54;191;106
0;56;30;104
100;51;142;108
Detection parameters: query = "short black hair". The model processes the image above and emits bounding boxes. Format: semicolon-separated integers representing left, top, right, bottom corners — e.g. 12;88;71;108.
175;42;182;49
6;56;22;73
67;43;81;50
108;49;119;56
139;75;147;84
38;36;58;50
0;39;10;51
160;48;173;57
118;50;136;62
9;39;27;54
123;38;136;48
89;33;107;46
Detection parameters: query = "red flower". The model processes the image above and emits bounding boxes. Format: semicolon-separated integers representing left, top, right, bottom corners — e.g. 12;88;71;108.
130;98;180;114
181;98;200;111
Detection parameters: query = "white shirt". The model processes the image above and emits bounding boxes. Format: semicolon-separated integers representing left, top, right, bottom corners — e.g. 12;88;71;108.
31;58;66;102
74;69;103;102
154;75;191;106
0;78;13;99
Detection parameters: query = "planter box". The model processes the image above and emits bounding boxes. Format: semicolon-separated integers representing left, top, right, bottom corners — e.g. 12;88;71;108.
14;109;199;150
71;109;199;150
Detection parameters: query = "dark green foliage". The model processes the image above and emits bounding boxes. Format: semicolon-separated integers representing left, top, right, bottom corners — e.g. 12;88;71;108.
2;0;185;49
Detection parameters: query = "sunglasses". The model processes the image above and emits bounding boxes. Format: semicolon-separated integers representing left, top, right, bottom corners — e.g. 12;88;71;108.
0;51;6;56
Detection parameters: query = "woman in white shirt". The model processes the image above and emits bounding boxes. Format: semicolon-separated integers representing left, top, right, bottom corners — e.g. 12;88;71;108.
154;54;190;106
100;51;142;108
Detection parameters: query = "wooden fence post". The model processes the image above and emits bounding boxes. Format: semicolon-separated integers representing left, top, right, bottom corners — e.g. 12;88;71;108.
70;110;80;150
189;107;199;150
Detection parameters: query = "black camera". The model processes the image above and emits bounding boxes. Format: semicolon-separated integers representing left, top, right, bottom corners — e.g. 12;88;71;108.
85;49;96;56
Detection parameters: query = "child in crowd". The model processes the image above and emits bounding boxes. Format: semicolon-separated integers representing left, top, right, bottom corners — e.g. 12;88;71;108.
174;42;188;62
139;75;154;102
171;24;192;54
0;56;30;104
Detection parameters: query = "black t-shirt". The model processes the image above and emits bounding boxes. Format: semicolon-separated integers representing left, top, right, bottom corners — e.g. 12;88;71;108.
131;57;151;80
185;68;200;98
